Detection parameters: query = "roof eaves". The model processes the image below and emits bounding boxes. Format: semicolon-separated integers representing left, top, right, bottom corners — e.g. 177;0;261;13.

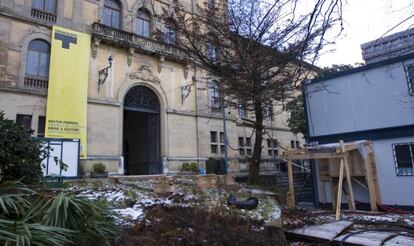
309;52;414;84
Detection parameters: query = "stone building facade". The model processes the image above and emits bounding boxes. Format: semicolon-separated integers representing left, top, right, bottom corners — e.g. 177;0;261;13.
0;0;305;176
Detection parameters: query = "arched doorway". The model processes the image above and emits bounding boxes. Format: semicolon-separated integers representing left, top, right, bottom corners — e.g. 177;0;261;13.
123;86;161;175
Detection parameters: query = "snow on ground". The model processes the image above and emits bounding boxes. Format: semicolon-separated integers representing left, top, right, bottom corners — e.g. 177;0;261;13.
113;206;144;220
66;177;282;226
284;209;414;230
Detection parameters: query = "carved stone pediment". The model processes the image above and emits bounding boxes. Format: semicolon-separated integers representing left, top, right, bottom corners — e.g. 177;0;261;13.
129;64;160;84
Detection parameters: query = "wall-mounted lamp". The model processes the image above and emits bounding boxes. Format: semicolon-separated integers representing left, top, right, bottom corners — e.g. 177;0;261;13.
98;55;113;92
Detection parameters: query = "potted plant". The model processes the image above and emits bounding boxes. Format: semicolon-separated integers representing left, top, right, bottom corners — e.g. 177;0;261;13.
90;163;108;178
181;162;199;175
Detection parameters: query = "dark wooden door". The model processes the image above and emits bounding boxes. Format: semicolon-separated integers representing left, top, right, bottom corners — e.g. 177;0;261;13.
123;86;161;175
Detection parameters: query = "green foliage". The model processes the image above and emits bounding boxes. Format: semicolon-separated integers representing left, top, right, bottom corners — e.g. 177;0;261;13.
181;162;199;172
285;95;307;135
92;163;106;174
43;192;117;244
0;181;117;245
317;63;363;78
79;163;85;177
0;112;46;184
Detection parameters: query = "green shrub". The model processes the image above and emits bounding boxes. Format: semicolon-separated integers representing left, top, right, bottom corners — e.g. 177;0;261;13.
79;163;85;177
0;111;47;184
190;162;199;172
181;162;190;171
181;162;199;172
92;163;106;174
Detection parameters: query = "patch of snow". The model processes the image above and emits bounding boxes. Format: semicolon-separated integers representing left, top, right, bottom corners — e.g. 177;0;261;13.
113;206;143;220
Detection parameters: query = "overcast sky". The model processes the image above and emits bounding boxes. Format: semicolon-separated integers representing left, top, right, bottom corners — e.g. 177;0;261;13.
316;0;414;67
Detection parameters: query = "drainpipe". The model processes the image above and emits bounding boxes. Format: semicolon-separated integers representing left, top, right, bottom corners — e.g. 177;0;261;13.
194;67;201;166
221;85;228;174
270;108;277;172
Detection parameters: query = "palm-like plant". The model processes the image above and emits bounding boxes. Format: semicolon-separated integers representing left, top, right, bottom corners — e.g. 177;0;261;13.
44;192;117;245
0;181;117;246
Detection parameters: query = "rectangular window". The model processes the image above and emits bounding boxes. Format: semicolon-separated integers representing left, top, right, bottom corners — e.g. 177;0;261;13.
209;82;221;109
112;10;121;29
44;0;56;13
265;104;273;120
219;132;225;154
210;131;219;154
16;114;32;131
37;116;46;137
33;0;43;9
405;64;414;95
238;104;247;118
245;137;252;156
296;141;300;149
220;144;225;154
393;143;414;176
267;139;278;157
39;53;49;77
164;27;176;44
32;0;56;14
27;51;39;76
211;144;218;154
246;137;251;147
291;140;295;149
238;137;245;156
210;131;217;143
103;8;112;26
238;136;252;156
207;42;217;62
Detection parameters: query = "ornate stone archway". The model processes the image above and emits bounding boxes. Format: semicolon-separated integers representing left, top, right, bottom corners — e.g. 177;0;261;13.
123;85;161;175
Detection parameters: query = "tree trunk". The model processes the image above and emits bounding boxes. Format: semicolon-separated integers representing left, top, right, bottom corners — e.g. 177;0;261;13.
248;100;264;184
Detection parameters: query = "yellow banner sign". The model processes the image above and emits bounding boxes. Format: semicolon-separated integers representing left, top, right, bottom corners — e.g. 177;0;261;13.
45;26;90;158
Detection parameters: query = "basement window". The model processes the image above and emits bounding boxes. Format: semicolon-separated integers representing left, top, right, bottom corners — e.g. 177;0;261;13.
405;64;414;95
392;143;414;176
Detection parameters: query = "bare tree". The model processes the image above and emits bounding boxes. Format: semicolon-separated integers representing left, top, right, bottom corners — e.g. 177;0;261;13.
160;0;343;184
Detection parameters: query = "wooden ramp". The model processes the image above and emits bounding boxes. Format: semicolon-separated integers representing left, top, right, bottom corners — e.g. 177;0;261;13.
287;221;414;245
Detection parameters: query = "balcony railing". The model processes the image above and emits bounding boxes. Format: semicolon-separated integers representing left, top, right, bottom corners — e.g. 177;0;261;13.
31;8;56;22
91;22;185;61
24;76;48;91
